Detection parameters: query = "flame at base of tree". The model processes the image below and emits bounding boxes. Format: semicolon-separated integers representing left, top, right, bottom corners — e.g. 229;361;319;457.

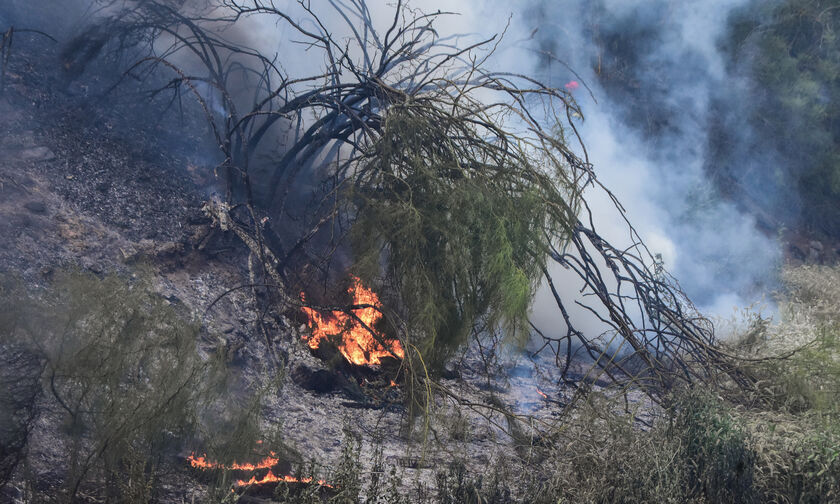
300;276;405;366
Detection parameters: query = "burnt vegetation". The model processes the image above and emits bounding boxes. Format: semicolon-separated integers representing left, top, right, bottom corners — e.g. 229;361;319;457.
1;0;840;503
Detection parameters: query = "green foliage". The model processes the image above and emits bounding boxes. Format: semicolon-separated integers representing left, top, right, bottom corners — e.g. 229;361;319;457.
726;0;840;236
349;101;578;370
668;392;756;502
513;391;755;504
0;270;228;502
433;462;512;504
331;429;363;504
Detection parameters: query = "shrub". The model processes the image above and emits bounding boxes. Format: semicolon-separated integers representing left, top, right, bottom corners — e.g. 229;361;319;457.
0;345;41;491
668;392;756;503
0;270;226;502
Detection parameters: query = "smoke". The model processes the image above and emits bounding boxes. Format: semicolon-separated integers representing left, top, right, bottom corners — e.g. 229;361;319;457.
417;0;783;322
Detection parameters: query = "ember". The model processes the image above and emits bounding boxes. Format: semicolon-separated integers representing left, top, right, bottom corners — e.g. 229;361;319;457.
301;276;405;366
536;387;548;399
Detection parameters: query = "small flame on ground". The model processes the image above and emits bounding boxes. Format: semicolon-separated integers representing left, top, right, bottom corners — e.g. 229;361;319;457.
536;387;548;399
188;453;278;471
235;471;331;488
189;453;330;488
301;276;405;366
390;379;398;387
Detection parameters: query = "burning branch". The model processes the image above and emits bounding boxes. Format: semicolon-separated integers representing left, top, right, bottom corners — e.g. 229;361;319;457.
300;276;404;366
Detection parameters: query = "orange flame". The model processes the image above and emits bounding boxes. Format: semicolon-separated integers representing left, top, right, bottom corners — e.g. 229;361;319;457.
536;388;548;399
187;453;279;471
189;453;331;488
187;454;214;469
300;277;404;366
235;471;331;488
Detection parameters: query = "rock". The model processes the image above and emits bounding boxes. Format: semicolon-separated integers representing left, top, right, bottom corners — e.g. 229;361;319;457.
291;365;339;393
137;239;155;251
154;241;183;257
789;244;806;262
187;214;211;225
23;201;47;214
19;146;56;162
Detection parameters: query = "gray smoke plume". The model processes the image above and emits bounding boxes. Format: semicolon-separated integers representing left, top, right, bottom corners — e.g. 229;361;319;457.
417;0;783;321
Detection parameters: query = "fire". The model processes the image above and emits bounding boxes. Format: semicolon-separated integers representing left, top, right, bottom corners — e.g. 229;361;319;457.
187;453;278;471
235;471;331;488
536;387;548;399
187;454;214;469
189;453;331;488
300;276;404;366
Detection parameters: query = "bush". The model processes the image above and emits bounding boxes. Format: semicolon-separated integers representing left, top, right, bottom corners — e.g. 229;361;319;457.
0;345;41;491
0;270;226;502
668;392;756;503
515;390;755;504
726;265;840;502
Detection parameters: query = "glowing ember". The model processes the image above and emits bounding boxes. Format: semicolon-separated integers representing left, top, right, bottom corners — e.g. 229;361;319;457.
235;471;331;488
536;387;548;399
300;276;405;366
564;80;579;91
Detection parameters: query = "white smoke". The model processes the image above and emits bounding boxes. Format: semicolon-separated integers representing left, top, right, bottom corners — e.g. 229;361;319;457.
413;0;781;324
